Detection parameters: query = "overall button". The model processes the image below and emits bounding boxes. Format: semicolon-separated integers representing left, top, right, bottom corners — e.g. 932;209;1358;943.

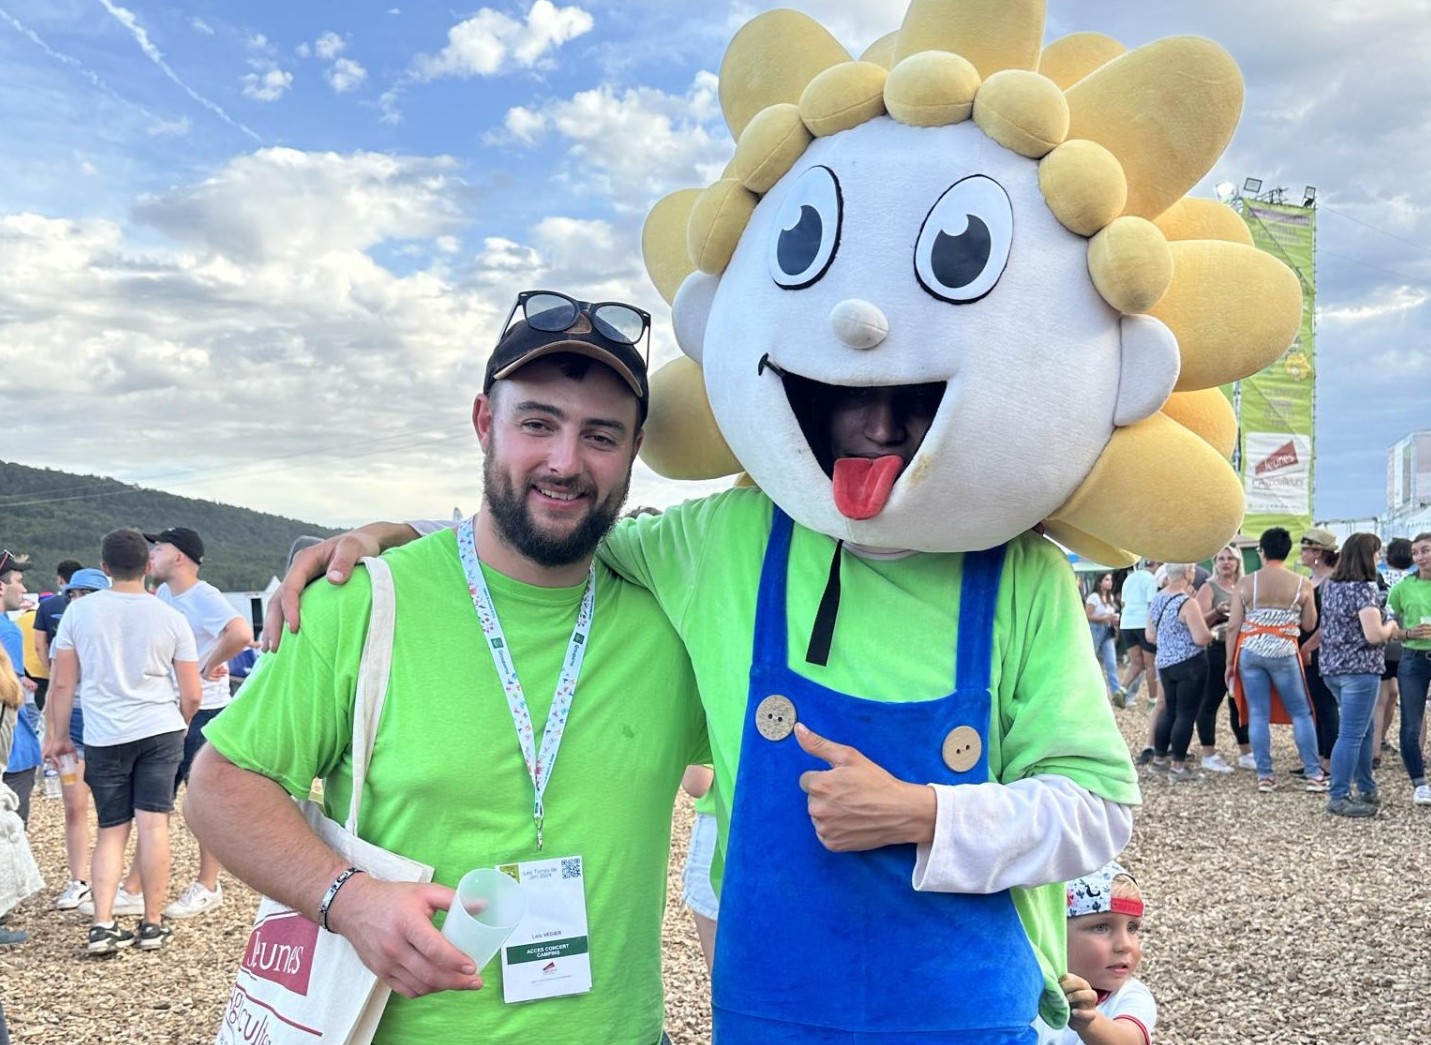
942;726;982;773
755;695;797;741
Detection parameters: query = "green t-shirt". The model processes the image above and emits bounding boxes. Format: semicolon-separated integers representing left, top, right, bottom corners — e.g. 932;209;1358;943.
205;531;707;1045
600;487;1140;1018
1389;573;1431;651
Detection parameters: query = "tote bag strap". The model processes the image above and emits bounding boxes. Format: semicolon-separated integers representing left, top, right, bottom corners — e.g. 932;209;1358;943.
345;555;397;834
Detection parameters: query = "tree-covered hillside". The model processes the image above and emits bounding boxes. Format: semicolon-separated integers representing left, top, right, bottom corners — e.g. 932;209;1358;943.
0;460;340;592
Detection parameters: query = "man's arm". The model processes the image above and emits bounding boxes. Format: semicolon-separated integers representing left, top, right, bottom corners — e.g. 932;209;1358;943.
185;746;480;999
33;626;49;667
263;523;419;651
202;617;254;680
42;649;78;761
175;660;203;723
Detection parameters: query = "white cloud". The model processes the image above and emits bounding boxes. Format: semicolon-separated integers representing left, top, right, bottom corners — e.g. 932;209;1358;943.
327;57;367;93
190;17;214;35
413;1;594;80
496;73;730;211
295;42;311;59
241;68;293;102
315;31;347;60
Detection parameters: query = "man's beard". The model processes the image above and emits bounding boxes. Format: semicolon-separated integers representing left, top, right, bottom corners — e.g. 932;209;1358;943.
482;454;631;569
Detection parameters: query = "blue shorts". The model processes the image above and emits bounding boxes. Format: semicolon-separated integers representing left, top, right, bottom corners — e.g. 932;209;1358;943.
681;811;720;921
70;705;85;761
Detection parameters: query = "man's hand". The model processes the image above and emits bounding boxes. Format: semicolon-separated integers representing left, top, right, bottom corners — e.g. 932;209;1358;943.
326;874;483;999
20;676;36;693
42;735;75;762
202;662;230;683
262;531;384;652
1060;972;1098;1030
795;723;936;851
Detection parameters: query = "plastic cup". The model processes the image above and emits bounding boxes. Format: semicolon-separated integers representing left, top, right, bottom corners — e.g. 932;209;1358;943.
58;753;80;788
1421;616;1431;627
441;869;527;970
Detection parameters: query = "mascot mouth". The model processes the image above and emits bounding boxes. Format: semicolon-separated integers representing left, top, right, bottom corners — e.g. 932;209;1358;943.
763;357;947;520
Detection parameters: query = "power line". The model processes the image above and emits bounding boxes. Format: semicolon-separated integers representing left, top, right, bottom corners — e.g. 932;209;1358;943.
1319;203;1431;260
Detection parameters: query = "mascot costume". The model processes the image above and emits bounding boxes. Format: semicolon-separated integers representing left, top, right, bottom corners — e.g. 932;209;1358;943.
606;0;1302;1041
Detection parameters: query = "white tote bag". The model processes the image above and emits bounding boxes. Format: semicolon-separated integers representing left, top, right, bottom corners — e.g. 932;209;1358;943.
217;557;434;1045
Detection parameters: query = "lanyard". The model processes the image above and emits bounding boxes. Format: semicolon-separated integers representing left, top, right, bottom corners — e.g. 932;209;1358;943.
456;516;595;850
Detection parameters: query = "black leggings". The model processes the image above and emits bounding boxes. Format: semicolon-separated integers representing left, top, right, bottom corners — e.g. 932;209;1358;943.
1155;652;1209;761
1195;641;1230;747
1306;649;1339;760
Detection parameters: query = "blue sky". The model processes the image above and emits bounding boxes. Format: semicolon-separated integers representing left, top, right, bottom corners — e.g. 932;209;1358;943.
0;0;1427;528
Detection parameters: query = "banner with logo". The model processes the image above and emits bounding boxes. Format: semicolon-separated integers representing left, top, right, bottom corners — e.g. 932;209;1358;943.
1234;200;1316;538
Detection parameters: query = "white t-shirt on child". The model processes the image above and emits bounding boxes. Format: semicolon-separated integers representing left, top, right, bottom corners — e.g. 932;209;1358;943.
1034;978;1157;1045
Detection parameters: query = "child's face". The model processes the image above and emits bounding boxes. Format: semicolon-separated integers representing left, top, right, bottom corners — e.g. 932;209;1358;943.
1067;910;1142;994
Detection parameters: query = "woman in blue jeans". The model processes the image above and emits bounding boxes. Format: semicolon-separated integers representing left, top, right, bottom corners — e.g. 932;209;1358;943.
1085;572;1124;705
1319;534;1399;817
1225;528;1326;793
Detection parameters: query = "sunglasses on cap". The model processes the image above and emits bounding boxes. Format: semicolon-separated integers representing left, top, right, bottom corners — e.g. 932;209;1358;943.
0;550;22;577
500;290;651;358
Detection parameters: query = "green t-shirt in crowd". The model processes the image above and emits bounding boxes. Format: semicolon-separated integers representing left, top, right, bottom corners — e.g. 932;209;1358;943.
1389;573;1431;651
599;487;1140;1015
205;530;707;1045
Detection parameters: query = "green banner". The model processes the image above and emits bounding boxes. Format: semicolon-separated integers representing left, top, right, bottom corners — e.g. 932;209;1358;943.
1233;200;1317;540
505;936;590;966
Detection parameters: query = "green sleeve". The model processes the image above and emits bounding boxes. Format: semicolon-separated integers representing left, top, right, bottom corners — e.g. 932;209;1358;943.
203;568;373;802
598;489;750;633
1388;578;1407;619
996;534;1141;806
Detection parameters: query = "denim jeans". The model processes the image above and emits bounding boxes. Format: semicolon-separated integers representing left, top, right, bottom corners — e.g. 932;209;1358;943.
1092;628;1120;692
1398;651;1431;786
1237;649;1322;778
1326;673;1379;800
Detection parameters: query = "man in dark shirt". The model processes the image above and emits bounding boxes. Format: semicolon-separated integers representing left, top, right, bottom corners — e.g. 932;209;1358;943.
31;560;82;710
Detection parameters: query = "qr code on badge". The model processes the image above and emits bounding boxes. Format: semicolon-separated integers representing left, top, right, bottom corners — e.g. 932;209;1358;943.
561;857;582;880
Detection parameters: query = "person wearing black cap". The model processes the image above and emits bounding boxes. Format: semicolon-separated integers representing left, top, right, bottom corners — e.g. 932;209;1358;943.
186;290;704;1043
138;526;252;921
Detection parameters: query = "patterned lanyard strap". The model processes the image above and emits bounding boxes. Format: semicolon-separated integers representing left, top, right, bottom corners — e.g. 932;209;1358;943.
457;516;595;850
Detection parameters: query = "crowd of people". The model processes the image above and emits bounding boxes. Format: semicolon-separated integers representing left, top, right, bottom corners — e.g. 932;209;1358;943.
0;527;255;964
1081;529;1431;817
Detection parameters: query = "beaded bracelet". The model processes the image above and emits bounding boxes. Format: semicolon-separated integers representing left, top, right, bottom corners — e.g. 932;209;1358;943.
318;866;364;932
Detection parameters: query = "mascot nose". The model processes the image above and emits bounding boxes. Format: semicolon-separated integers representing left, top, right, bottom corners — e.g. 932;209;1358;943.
829;299;889;350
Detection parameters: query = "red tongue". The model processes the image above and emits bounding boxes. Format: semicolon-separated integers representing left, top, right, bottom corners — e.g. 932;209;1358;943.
832;456;903;520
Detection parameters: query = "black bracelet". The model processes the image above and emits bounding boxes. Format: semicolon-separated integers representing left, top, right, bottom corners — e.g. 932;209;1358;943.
318;866;364;932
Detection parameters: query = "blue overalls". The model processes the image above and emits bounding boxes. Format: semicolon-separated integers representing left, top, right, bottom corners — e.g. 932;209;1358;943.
712;510;1043;1044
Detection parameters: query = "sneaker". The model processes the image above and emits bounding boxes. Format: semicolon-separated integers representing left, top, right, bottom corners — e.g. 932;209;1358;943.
136;921;173;950
1304;774;1330;794
1134;747;1155;767
163;881;223;920
1414;785;1431;806
79;888;144;918
1237;753;1257;771
87;922;135;955
1359;791;1381;809
1168;765;1201;783
1325;796;1376;818
55;880;91;911
1257;777;1276;793
1110;689;1126;710
1200;754;1235;774
0;928;27;946
1148;757;1170;775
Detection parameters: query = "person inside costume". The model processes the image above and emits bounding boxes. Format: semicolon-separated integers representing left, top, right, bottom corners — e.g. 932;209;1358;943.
270;0;1301;1039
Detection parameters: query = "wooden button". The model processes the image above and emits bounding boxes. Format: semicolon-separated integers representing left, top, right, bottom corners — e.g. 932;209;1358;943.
942;726;982;773
754;695;797;741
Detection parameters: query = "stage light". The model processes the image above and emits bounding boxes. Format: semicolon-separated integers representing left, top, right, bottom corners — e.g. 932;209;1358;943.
1302;185;1317;207
1215;181;1237;202
1243;177;1263;194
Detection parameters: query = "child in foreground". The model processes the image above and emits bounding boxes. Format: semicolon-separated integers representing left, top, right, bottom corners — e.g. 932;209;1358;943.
1037;862;1157;1045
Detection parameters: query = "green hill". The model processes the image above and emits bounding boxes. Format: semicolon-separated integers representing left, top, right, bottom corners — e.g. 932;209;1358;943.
0;460;341;592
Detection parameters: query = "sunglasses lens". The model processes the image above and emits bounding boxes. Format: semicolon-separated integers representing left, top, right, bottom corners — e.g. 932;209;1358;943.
591;304;646;345
524;293;580;332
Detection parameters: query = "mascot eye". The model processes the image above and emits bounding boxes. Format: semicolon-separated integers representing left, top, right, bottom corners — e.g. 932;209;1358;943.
769;165;842;289
914;176;1013;304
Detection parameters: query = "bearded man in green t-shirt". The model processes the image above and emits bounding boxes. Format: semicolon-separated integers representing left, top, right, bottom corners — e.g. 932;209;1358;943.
186;292;709;1045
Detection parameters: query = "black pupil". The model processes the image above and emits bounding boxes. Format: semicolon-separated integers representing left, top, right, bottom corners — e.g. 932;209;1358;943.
931;214;992;289
777;204;823;276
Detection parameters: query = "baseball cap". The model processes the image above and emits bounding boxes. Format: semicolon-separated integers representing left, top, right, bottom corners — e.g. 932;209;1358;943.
484;294;650;422
144;527;205;565
0;550;30;576
1301;527;1339;552
62;567;111;593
